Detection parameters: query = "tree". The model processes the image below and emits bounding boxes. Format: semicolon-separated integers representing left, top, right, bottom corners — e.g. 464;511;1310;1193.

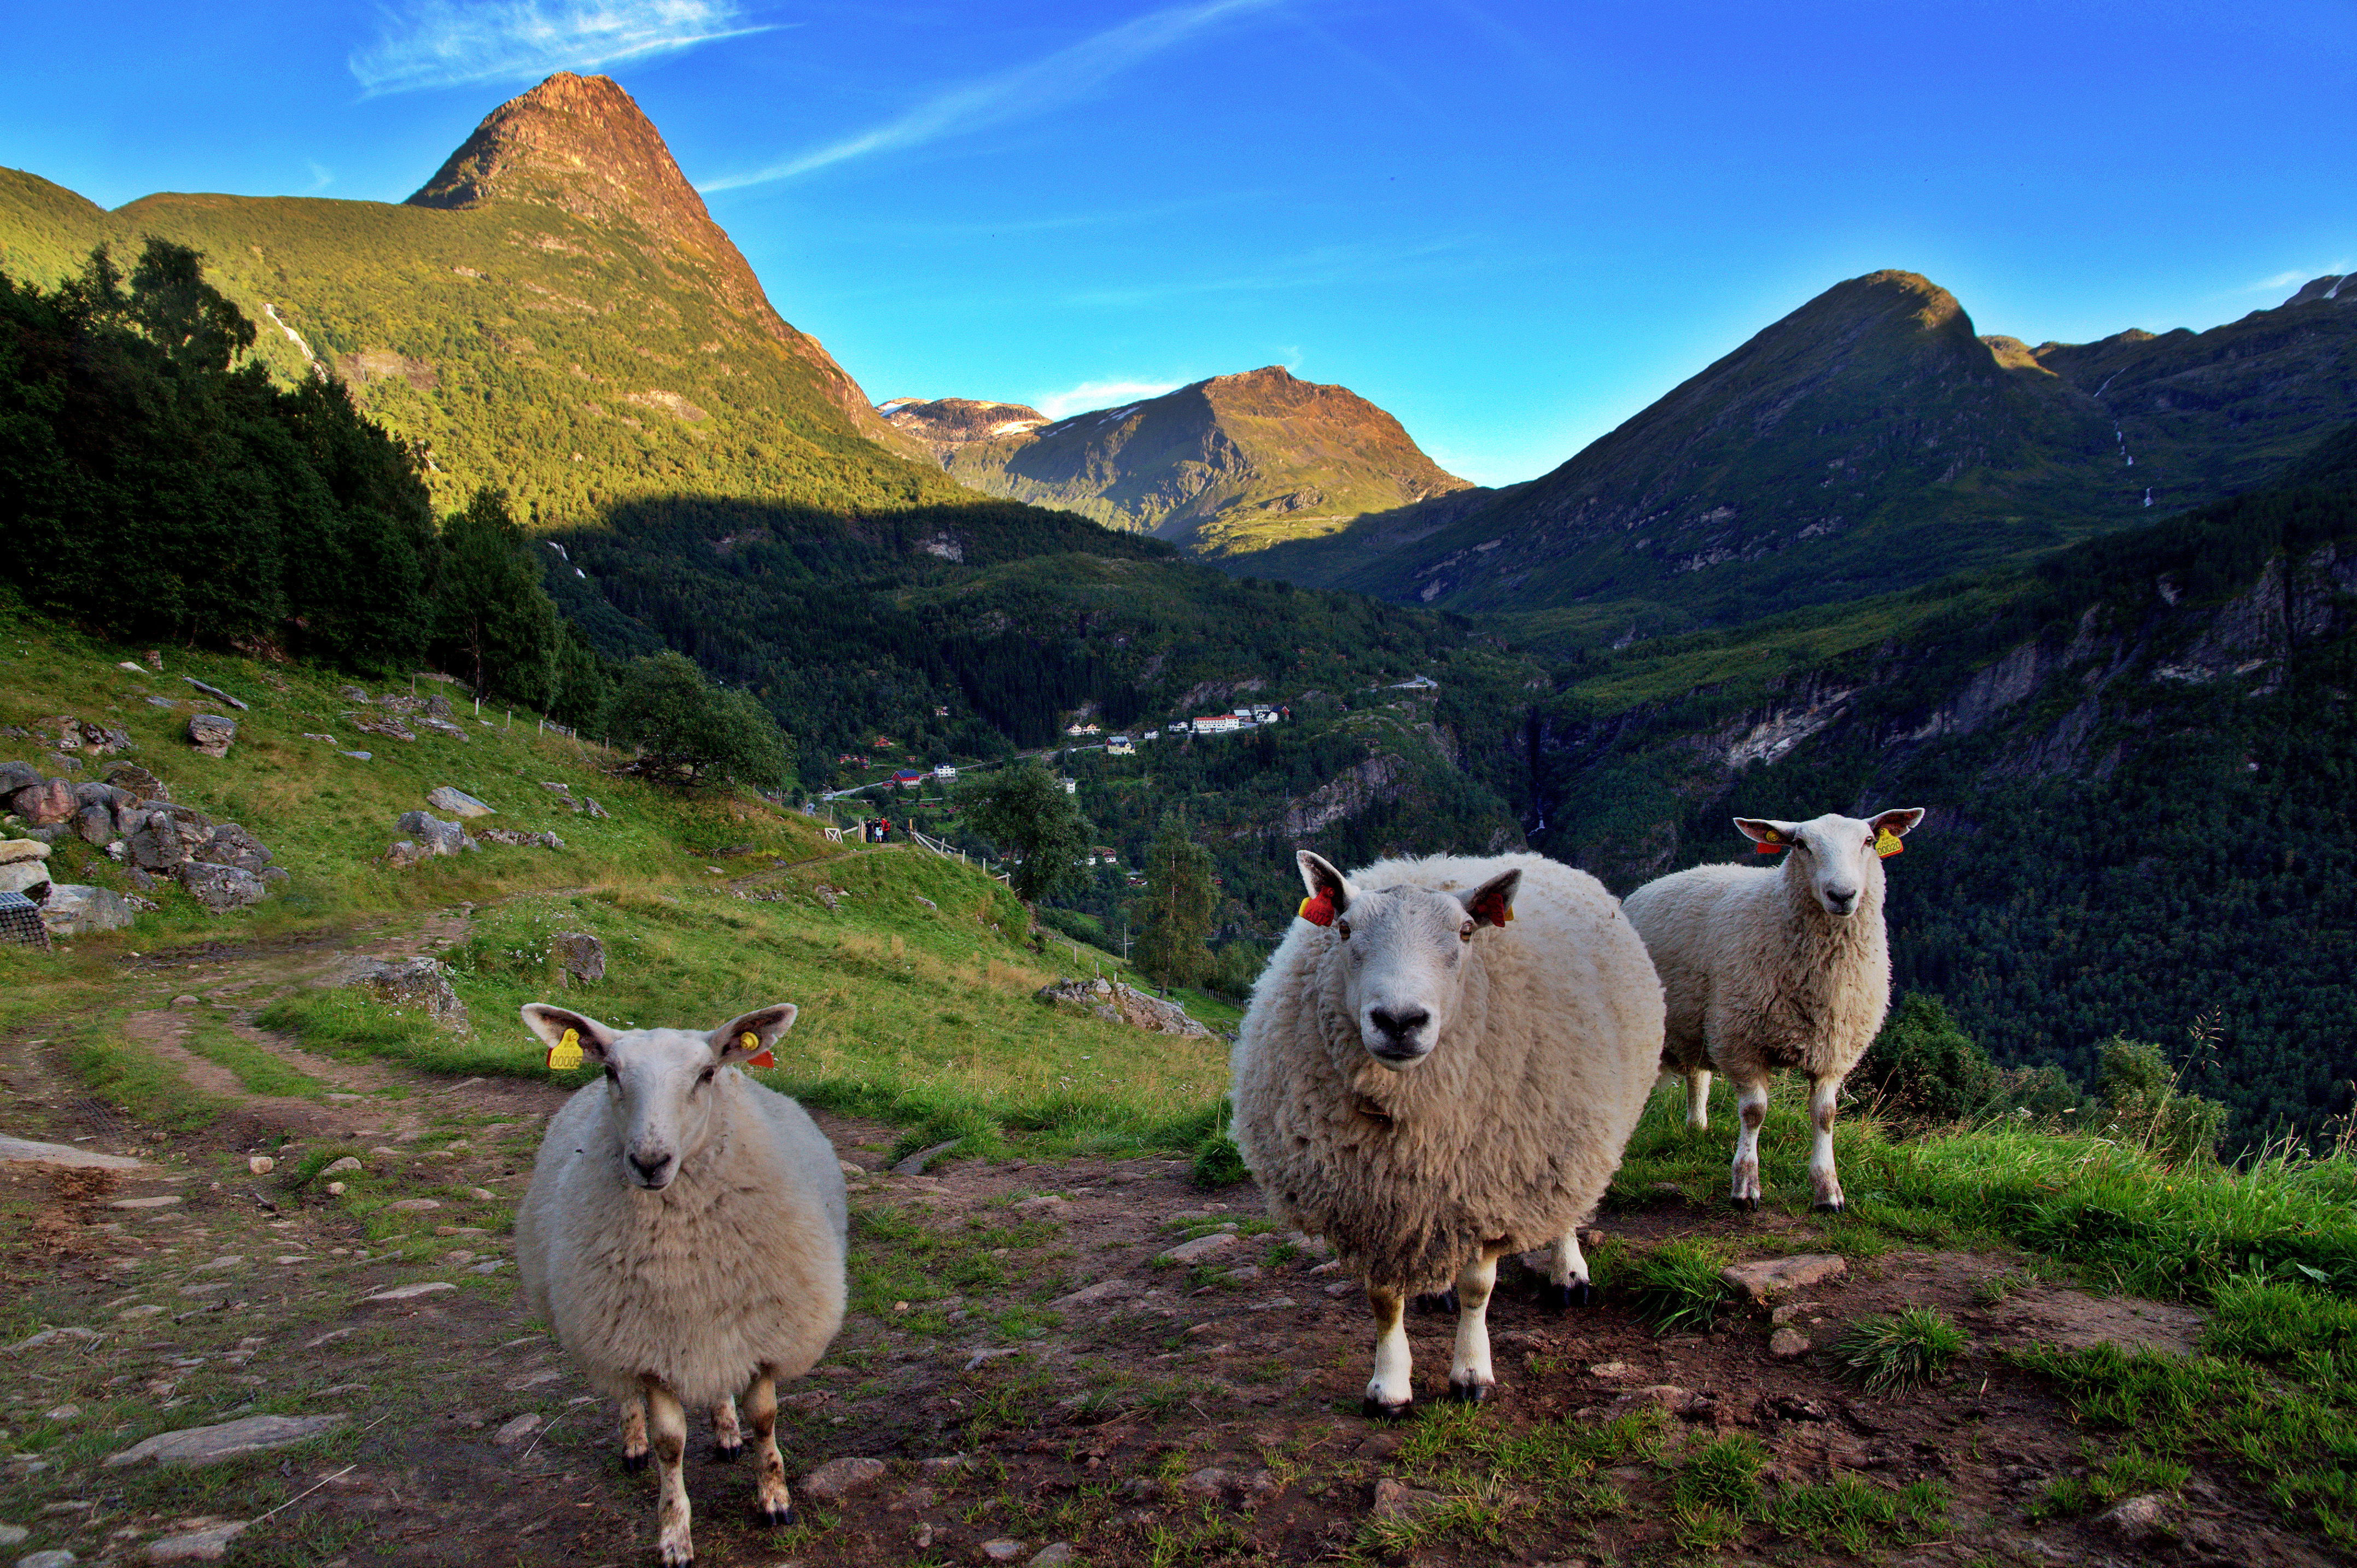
599;651;794;790
960;762;1090;902
1855;993;2002;1124
431;487;559;704
1131;812;1220;988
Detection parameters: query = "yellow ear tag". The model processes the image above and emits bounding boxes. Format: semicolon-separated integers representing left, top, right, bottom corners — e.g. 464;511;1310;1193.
545;1027;584;1071
1875;828;1904;859
740;1030;775;1069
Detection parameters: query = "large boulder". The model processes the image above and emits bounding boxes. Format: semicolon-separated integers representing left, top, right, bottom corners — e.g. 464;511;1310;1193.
191;823;272;873
127;810;192;873
187;715;237;758
1034;977;1212;1038
0;838;49;867
43;884;135;936
424;786;494;818
346;956;468;1029
180;863;269;914
393;811;475;858
12;777;77;826
102;762;167;801
417;717;470;742
75;801;115;846
476;828;563;850
0;760;44;797
552;931;605;985
0;844;52;896
353;715;416;742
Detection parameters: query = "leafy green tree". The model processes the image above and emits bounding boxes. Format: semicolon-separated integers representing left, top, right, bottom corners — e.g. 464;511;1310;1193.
2098;1037;2227;1165
1857;993;2003;1124
961;762;1090;902
1131;812;1220;988
598;651;794;791
431;487;559;704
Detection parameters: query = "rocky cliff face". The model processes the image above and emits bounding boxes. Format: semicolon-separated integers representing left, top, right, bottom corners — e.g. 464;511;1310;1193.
879;397;1050;454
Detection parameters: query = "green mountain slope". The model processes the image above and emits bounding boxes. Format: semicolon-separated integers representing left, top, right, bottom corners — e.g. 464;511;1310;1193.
1256;270;2357;639
0;73;949;523
891;366;1472;558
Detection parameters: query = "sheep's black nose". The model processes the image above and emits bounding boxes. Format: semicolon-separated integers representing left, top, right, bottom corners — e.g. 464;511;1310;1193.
1369;1006;1430;1040
629;1150;674;1183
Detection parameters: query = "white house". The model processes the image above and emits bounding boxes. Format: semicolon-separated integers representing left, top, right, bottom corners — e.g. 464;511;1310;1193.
932;764;959;782
1193;713;1242;734
1107;735;1135;755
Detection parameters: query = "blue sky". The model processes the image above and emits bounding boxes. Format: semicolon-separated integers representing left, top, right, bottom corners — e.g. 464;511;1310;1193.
5;1;2354;485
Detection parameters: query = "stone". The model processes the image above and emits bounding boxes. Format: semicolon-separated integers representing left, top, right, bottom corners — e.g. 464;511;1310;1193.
13;777;77;826
144;1519;250;1561
1768;1328;1812;1360
1586;1361;1635;1379
1160;1231;1242;1264
1049;1277;1141;1312
339;751;371;762
798;1454;887;1501
1370;1476;1449;1522
393;811;475;858
109;1194;182;1209
1719;1254;1848;1304
1178;1466;1233;1499
346;956;468;1028
1028;1546;1076;1567
423;693;454;719
418;717;469;741
543;931;604;986
0;1525;24;1547
186;715;237;759
425;786;495;818
1769;1301;1816;1326
179;863;268;914
180;678;249;712
0;1135;144;1171
0;836;50;865
127;812;190;873
981;1541;1024;1563
74;802;113;846
0;860;51;897
102;763;166;800
190;823;272;873
322;1156;364;1174
353;716;415;743
19;1551;76;1568
2099;1493;2171;1544
476;829;564;850
1034;977;1210;1037
0;760;42;797
247;1155;274;1175
491;1413;541;1446
361;1282;456;1304
325;1181;346;1196
42;885;136;935
893;1139;962;1176
104;1413;346;1467
383;1198;442;1212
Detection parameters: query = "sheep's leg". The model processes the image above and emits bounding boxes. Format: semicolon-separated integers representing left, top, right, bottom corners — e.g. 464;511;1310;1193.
1538;1227;1595;1312
1685;1067;1712;1131
1808;1074;1846;1213
709;1395;743;1462
1362;1285;1415;1419
1446;1248;1504;1403
619;1391;650;1473
645;1380;695;1567
744;1370;792;1526
1730;1076;1770;1212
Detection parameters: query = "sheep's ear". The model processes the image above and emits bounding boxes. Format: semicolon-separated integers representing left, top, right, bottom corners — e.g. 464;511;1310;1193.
1457;867;1521;929
521;1004;618;1063
711;1004;798;1067
1733;818;1800;851
1294;850;1352;926
1866;807;1926;839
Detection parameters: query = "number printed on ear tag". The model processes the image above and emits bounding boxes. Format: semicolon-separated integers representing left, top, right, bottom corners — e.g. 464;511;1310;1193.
545;1026;584;1071
1875;828;1904;858
741;1030;774;1069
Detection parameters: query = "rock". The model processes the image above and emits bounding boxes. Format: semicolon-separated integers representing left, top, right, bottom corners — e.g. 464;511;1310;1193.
0;859;51;897
247;1155;274;1175
179;863;268;914
338;686;372;703
360;1282;455;1304
1768;1328;1812;1360
1371;1476;1449;1522
1028;1546;1076;1567
13;777;77;826
0;1524;24;1547
0;760;42;797
180;678;249;712
393;811;475;858
1034;978;1211;1037
338;751;371;762
127;812;190;873
552;931;604;985
1613;1384;1694;1413
1769;1301;1816;1326
73;801;113;846
425;786;495;818
383;1198;442;1212
423;693;454;719
353;716;416;743
418;717;469;741
19;1551;76;1568
1586;1361;1635;1379
7;1326;103;1351
476;829;564;850
101;762;166;800
1160;1232;1242;1265
981;1541;1025;1563
144;1519;250;1561
491;1413;541;1447
799;1454;888;1501
1049;1278;1141;1311
190;823;272;873
42;885;135;935
0;1135;144;1171
0;836;50;865
109;1195;182;1209
1720;1254;1848;1304
1013;1196;1071;1218
893;1139;962;1176
346;956;469;1028
325;1181;346;1196
2099;1494;2171;1544
104;1413;347;1467
186;715;237;758
322;1156;363;1174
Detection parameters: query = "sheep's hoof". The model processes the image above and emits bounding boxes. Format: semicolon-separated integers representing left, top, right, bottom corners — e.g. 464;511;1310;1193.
1812;1199;1846;1214
1539;1280;1596;1312
711;1440;743;1464
757;1502;795;1529
1444;1379;1492;1405
622;1451;650;1474
1361;1395;1415;1421
1410;1288;1459;1315
1731;1195;1759;1213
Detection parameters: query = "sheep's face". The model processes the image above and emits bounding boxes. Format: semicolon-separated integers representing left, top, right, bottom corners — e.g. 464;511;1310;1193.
1296;851;1518;1070
1735;809;1924;920
521;1003;799;1191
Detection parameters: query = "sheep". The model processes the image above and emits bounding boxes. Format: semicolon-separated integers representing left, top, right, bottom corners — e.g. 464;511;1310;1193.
1620;808;1924;1214
1231;849;1663;1417
515;1001;847;1567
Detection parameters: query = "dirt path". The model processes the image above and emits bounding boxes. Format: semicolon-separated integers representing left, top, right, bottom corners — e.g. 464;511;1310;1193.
0;912;2327;1568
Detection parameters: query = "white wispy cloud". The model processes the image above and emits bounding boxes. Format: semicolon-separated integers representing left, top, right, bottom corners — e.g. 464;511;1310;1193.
1032;379;1185;421
702;0;1283;191
349;0;767;96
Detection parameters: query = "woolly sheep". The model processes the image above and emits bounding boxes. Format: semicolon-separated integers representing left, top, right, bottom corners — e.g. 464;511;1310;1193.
1621;808;1924;1213
1232;850;1663;1417
515;1002;848;1567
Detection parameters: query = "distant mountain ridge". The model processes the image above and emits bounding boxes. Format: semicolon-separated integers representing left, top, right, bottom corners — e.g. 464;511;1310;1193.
0;72;946;521
1251;270;2357;636
892;366;1472;558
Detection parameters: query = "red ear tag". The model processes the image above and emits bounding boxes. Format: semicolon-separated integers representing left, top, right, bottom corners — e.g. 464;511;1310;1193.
740;1030;775;1069
1298;892;1336;927
1755;831;1784;855
745;1050;775;1068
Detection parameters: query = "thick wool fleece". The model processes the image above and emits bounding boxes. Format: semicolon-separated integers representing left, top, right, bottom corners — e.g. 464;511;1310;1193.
1623;852;1890;1083
1231;852;1663;1293
516;1073;848;1409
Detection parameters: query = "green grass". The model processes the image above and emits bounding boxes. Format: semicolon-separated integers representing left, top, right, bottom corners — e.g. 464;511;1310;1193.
1627;1238;1735;1335
1833;1307;1968;1394
179;1012;327;1098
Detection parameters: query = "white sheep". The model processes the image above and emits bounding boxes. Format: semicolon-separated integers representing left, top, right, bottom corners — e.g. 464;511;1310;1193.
1620;809;1924;1213
1232;850;1662;1416
515;1002;848;1566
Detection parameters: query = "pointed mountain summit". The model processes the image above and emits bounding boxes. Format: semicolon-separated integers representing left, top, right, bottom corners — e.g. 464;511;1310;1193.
909;365;1471;557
